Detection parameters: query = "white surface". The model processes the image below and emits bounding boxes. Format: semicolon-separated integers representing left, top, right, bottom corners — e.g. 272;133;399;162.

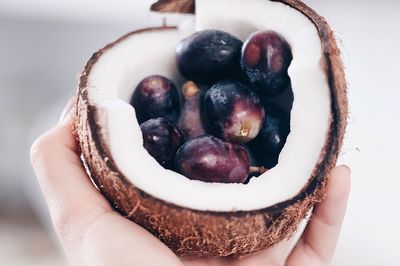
0;0;399;264
0;0;153;23
88;0;331;211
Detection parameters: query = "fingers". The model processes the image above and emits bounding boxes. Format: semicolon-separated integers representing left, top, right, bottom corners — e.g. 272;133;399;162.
31;99;183;266
30;99;112;243
287;165;351;266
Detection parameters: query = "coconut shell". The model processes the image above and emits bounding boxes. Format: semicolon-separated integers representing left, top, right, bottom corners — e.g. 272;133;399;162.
76;0;347;258
151;0;195;14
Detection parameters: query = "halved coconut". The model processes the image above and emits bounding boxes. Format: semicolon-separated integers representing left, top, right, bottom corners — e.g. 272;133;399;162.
76;0;347;258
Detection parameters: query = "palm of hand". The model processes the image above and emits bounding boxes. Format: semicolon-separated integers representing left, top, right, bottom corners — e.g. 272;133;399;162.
31;104;350;266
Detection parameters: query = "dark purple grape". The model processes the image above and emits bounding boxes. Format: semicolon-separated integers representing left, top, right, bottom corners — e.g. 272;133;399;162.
248;105;290;168
175;136;249;183
244;145;259;167
203;80;265;144
177;81;206;140
140;118;183;169
241;31;293;97
176;30;243;84
130;75;180;124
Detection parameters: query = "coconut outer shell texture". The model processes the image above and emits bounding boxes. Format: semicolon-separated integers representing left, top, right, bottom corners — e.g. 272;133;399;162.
151;0;195;14
76;0;348;258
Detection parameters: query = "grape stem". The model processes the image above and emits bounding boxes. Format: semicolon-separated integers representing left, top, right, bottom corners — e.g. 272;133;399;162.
249;166;268;174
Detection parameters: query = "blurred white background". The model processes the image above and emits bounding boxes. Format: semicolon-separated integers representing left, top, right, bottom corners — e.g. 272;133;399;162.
0;0;399;265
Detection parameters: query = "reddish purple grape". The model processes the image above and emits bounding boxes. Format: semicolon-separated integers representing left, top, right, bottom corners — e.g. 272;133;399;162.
241;31;293;97
203;80;265;144
177;81;206;140
140;118;183;169
176;30;243;84
175;135;250;183
249;105;290;168
130;75;180;124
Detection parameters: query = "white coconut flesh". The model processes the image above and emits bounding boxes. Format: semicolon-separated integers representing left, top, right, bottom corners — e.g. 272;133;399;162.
87;0;331;212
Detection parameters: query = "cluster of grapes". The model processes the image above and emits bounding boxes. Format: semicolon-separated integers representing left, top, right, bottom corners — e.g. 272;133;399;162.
130;30;292;184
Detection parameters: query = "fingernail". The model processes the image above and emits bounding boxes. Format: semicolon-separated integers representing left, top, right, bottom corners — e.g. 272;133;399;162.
58;97;76;124
340;164;351;175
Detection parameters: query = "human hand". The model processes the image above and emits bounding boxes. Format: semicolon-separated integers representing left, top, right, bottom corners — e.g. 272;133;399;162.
30;99;351;266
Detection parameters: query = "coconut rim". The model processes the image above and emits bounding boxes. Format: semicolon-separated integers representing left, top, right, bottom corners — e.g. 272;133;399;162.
77;0;347;215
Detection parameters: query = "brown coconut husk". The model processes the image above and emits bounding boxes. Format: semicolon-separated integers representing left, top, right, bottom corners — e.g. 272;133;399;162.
76;0;347;258
151;0;195;14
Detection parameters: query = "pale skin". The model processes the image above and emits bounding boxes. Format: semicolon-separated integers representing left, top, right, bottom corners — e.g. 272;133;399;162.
30;99;351;266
